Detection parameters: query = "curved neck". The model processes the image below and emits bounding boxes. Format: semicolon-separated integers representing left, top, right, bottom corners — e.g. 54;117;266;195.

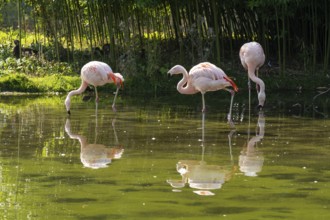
65;81;88;111
68;81;88;97
65;120;87;148
176;68;197;94
69;133;87;148
248;72;265;92
248;71;266;106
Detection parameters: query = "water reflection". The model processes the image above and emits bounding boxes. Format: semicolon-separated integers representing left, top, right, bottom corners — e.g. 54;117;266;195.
167;113;236;196
239;111;265;177
64;118;124;169
1;95;330;219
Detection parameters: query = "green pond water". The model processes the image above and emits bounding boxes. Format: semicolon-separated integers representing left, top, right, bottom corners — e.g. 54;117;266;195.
0;92;329;220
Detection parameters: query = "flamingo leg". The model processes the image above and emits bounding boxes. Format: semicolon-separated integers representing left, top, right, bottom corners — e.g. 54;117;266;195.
112;118;119;144
201;93;206;112
248;77;251;114
94;87;99;103
201;112;206;163
95;101;98;117
112;86;120;112
228;129;235;163
94;106;98;143
201;112;205;147
226;89;235;128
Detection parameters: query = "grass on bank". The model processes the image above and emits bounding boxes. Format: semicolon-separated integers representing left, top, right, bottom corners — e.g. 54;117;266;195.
1;69;329;96
0;73;81;93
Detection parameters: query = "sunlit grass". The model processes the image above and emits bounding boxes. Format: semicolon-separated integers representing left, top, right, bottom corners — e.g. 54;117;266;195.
0;72;81;93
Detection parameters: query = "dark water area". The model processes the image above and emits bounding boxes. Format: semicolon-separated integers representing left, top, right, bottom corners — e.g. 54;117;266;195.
0;91;329;219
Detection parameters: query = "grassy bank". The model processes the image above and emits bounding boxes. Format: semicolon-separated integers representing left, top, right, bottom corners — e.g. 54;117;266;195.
0;72;81;93
1;68;329;97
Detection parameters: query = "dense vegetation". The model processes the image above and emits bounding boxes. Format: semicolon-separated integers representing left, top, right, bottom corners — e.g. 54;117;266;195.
0;0;329;96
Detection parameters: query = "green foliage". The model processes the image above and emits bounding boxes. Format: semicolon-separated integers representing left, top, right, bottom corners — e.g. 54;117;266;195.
0;1;329;95
0;73;39;92
30;75;81;93
0;56;76;76
0;71;81;93
0;43;12;59
0;0;329;73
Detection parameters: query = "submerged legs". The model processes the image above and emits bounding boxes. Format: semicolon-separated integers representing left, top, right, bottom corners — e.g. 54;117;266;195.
112;86;120;112
227;89;235;128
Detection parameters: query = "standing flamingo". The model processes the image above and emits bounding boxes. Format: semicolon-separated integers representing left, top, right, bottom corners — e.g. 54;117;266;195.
239;42;266;109
168;62;238;126
65;61;124;114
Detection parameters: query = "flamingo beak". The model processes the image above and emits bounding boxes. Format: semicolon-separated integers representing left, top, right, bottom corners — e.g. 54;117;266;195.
108;72;124;89
118;79;124;89
224;76;238;92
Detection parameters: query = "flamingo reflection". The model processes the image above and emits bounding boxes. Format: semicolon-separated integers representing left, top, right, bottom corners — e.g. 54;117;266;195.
65;118;124;169
167;113;236;196
239;111;265;176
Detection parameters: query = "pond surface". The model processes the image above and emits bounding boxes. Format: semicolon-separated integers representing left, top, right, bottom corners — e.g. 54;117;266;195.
0;92;330;220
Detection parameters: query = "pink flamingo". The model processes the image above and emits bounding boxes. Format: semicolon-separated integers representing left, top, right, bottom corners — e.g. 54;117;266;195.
65;61;124;114
65;118;124;169
239;42;266;109
168;62;238;125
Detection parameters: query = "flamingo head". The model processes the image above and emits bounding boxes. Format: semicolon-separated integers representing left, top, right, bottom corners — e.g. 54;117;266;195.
114;73;124;88
167;65;187;76
257;91;266;109
64;96;71;114
108;72;117;83
108;72;124;88
224;76;239;92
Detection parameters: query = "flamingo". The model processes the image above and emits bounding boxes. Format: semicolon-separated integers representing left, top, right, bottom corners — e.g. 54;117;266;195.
65;118;124;169
167;113;236;195
168;62;239;126
64;61;124;114
239;42;266;109
239;111;265;177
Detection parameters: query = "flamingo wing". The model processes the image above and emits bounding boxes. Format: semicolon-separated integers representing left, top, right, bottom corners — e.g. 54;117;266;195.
81;61;112;86
189;62;232;92
239;42;265;69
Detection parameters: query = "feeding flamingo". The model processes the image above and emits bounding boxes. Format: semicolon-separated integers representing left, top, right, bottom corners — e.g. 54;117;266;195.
168;62;238;126
239;42;266;109
239;111;265;177
64;61;124;114
65;118;124;169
